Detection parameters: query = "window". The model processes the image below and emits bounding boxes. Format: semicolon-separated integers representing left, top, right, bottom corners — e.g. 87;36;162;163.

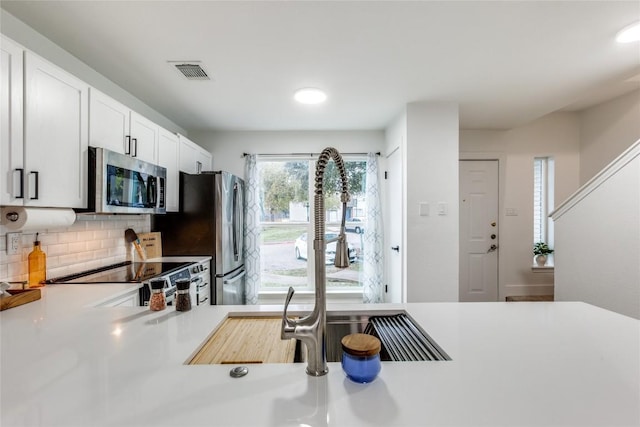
533;157;555;259
257;157;367;291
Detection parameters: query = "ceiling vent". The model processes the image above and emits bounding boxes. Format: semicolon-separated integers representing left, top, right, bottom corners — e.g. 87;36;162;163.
169;61;210;80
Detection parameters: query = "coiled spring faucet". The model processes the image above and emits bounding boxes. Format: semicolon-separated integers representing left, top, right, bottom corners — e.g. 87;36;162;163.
281;147;351;376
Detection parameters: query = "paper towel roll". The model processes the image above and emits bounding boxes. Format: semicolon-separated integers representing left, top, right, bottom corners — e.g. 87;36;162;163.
1;207;76;232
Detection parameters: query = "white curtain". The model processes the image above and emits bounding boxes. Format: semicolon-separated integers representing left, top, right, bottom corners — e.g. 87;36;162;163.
362;152;384;303
243;154;261;305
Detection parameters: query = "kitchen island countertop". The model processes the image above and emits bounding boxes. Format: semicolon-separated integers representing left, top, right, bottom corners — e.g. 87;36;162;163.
1;275;638;426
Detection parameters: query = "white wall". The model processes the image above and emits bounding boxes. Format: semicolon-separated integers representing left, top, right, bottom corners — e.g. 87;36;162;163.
188;130;385;178
405;102;459;302
553;143;640;319
0;10;186;135
460;112;581;299
579;89;640;184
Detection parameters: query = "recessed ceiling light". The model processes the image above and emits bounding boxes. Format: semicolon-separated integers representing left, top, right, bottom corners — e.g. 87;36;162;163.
294;88;327;104
616;21;640;43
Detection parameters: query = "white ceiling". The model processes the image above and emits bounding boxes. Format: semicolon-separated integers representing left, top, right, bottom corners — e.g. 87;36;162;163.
2;1;639;132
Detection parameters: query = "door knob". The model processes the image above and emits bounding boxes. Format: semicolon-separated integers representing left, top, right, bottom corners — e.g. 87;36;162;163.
487;244;498;253
391;246;400;252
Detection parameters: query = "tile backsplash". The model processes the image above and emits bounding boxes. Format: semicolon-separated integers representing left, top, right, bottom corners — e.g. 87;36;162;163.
0;214;150;285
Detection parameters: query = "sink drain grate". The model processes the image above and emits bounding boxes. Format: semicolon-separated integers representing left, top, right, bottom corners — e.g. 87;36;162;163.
365;314;450;361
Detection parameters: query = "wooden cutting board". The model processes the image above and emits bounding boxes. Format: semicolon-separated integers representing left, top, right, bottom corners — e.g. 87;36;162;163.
189;317;297;365
138;232;162;259
0;289;41;311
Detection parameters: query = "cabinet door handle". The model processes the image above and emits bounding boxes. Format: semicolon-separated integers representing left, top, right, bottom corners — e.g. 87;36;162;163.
132;138;138;157
391;246;400;252
29;171;39;200
125;135;131;154
14;168;24;199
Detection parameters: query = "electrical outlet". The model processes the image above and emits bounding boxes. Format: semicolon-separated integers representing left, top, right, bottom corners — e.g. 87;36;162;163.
7;233;20;255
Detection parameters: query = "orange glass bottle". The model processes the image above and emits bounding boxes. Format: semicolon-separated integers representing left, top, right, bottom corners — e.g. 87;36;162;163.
28;233;46;288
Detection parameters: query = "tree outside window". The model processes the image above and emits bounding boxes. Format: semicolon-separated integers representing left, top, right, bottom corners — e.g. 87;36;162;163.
258;158;367;291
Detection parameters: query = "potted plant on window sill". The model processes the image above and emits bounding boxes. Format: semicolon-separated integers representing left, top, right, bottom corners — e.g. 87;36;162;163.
533;242;554;267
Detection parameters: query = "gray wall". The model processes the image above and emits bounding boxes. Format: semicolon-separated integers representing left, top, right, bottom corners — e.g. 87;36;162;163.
188;130;384;178
579;89;640;184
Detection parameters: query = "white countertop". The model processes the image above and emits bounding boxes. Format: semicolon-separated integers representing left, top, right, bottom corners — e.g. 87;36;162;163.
1;267;638;426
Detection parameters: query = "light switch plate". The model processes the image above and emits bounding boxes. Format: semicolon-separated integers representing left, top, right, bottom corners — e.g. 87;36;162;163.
437;202;448;216
419;202;429;216
7;233;20;255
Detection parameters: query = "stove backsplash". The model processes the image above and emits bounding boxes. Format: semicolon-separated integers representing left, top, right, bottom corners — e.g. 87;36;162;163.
0;214;150;285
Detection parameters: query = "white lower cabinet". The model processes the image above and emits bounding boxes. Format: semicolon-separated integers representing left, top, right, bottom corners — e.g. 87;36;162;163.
95;289;140;307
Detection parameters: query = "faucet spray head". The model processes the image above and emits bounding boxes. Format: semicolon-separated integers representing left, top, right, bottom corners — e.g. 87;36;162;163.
334;233;350;268
335;196;351;269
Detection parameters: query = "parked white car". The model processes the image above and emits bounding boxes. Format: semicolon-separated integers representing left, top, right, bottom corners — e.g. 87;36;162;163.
294;232;357;264
345;217;366;234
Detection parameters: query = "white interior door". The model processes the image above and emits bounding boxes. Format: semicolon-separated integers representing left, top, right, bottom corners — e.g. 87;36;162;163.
386;148;403;303
459;160;499;302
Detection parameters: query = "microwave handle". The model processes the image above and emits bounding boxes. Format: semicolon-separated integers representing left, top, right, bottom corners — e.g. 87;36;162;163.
148;176;156;206
157;177;165;208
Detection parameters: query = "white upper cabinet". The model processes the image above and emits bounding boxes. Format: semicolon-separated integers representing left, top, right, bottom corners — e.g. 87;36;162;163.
179;134;212;174
1;36;24;206
23;51;89;208
197;145;213;172
89;89;159;164
157;128;180;212
88;88;131;154
129;111;159;164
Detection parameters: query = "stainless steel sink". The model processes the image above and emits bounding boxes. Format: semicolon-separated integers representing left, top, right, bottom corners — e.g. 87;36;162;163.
293;311;451;363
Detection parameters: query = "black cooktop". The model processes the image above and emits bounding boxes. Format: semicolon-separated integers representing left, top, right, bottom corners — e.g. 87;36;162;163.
46;261;193;284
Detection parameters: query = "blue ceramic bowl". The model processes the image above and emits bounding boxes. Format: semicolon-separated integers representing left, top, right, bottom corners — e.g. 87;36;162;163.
341;352;381;383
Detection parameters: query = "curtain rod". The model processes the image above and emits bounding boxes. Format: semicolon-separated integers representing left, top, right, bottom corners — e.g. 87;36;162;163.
241;151;380;158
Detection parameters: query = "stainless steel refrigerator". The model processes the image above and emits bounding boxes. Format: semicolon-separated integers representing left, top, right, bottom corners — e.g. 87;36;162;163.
152;171;245;305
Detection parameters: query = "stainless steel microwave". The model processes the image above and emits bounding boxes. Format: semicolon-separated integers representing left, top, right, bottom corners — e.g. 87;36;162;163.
86;146;166;214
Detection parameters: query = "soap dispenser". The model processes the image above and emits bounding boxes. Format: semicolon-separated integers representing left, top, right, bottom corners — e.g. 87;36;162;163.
28;233;46;288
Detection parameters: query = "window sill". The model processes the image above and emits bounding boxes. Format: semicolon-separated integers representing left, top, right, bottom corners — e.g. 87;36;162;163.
532;265;554;273
258;289;363;304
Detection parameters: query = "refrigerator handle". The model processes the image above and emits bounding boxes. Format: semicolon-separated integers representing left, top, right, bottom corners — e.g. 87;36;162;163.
232;182;239;261
223;269;246;284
